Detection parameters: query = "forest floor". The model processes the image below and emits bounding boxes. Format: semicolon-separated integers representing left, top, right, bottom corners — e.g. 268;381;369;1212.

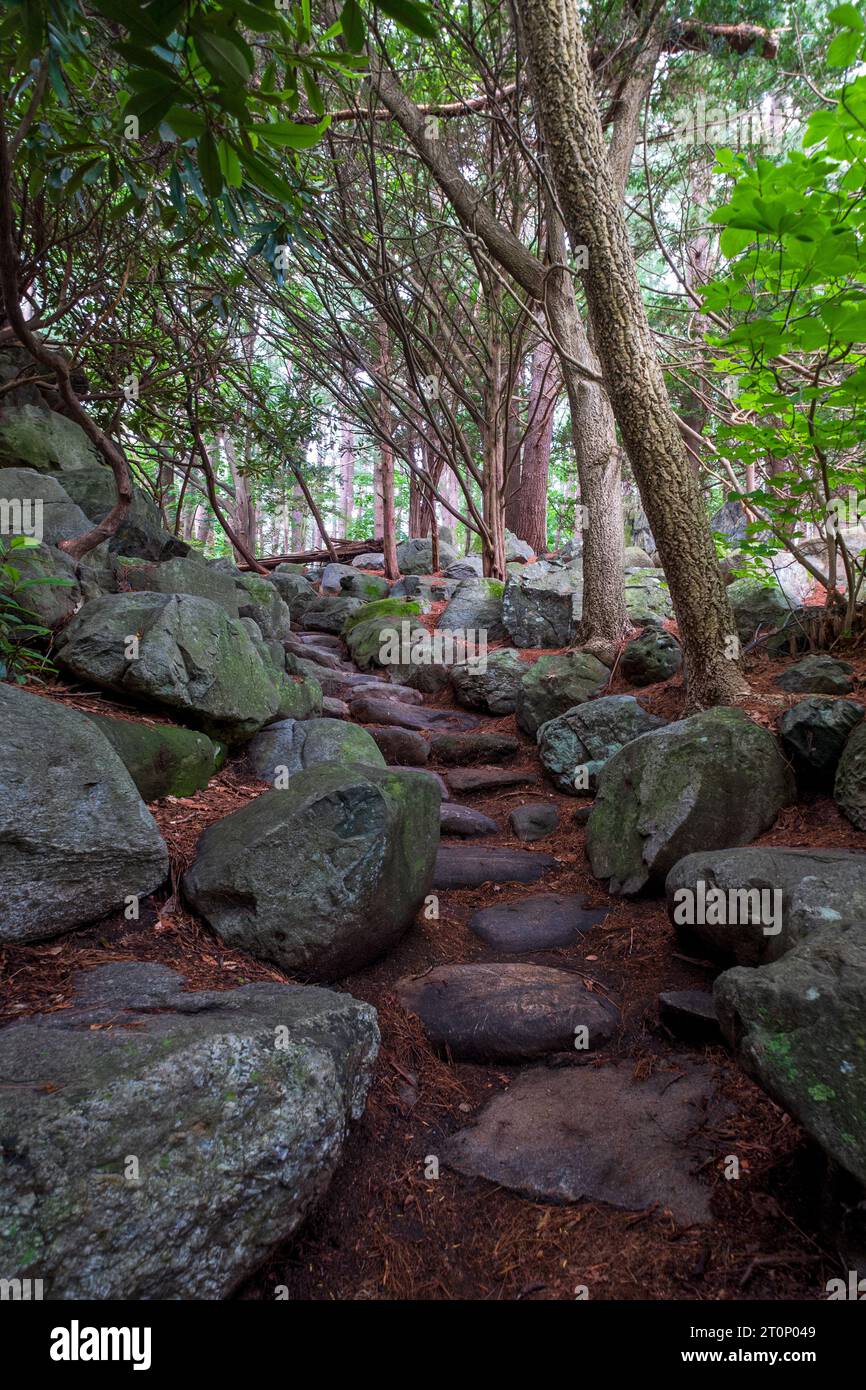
4;624;865;1301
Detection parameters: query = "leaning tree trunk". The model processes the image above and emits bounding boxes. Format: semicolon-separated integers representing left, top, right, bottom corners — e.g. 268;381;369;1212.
377;317;400;579
516;0;746;705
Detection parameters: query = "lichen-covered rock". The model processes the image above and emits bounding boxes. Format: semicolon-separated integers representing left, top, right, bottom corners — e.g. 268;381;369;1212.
246;716;385;783
303;593;365;634
0;539;104;628
340;571;390;601
235;572;292;639
55;591;290;742
84;712;223;800
780;697;864;790
586;708;794;895
537;694;667;794
666;846;866;965
183;762;440;979
268;570;317;623
502;563;582;647
118;553;240;616
0;402;101;472
321;561;358;593
343;599;424;672
396;536;457;574
775;653;855;695
516;650;608;735
451;648;525;714
623;568;672;623
620;629;682;687
715;923;866;1188
438;577;506;639
0;962;379;1299
0;685;168;943
0;465;97;546
727;575;790;641
60;465;188;560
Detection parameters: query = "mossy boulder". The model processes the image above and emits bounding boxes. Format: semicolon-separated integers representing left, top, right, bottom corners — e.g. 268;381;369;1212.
0;402;100;472
60;465;189;560
343;599;424;672
586;708;795;895
118;554;239;616
727;575;790;641
396;536;458;574
84;712;222;800
234;572;291;639
439;577;506;639
246;716;385;783
303;593;365;634
340;571;390;601
55;591;291;742
183;762;440;979
502;563;583;647
0;685;168;944
620;629;682;687
716;922;866;1188
538;694;667;794
451;648;525;714
268;570;317;623
516;650;609;735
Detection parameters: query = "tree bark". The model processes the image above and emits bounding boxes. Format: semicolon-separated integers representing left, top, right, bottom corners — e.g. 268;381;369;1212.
515;0;746;705
508;335;557;555
377;317;399;578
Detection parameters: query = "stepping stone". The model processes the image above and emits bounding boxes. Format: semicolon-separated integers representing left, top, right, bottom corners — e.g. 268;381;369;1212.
430;732;519;764
440;804;499;838
510;802;560;842
286;644;344;670
321;696;350;719
658;989;722;1044
470;893;607;951
351;694;480;731
294;632;343;650
352;681;424;705
367;725;430;766
434;844;556;889
446;766;537;794
443;1062;724;1225
396;963;618;1061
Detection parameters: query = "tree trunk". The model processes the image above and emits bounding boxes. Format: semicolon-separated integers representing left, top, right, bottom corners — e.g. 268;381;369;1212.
508;335;557;555
377;317;399;578
516;0;745;705
339;419;355;535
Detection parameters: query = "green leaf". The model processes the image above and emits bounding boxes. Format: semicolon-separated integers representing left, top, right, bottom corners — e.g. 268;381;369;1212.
194;29;254;85
375;0;437;38
251;117;331;149
828;28;862;67
829;4;864;30
197;129;223;197
341;0;365;51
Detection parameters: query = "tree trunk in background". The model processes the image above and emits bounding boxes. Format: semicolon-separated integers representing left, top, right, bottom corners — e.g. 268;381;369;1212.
517;0;746;705
509;335;557;555
219;427;256;564
291;481;305;550
482;291;508;579
377;317;399;578
339;420;355;535
503;384;523;538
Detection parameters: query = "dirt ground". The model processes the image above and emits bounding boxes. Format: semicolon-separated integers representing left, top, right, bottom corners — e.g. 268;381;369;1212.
4;633;865;1302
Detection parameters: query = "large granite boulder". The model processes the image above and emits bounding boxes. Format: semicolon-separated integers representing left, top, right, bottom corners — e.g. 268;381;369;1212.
340;571;390;601
666;846;866;965
303;593;364;634
727;575;790;642
586;708;794;895
775;653;855;695
538;694;667;795
450;648;526;713
321;561;358;593
620;628;682;686
246;716;385;783
0;685;168;943
396;536;457;574
55;591;293;742
183;762;440;979
0;539;104;629
268;570;317;623
234;573;292;640
503;562;582;647
438;578;506;640
623;568;672;623
516;650;609;736
715;923;866;1189
60;465;188;560
84;712;223;800
0;962;378;1299
834;721;866;829
779;697;864;790
118;553;240;616
0;401;100;472
0;466;97;546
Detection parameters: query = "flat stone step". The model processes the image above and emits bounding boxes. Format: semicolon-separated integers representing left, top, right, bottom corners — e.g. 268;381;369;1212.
469;893;607;951
434;844;556;889
442;1062;726;1226
509;802;560;842
321;696;350;720
293;632;343;650
396;963;617;1061
350;694;479;732
430;731;519;764
658;989;721;1044
367;726;430;766
352;682;424;705
439;804;499;838
446;766;538;794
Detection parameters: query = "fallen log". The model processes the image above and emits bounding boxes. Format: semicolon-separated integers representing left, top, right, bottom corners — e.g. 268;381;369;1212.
239;539;384;570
